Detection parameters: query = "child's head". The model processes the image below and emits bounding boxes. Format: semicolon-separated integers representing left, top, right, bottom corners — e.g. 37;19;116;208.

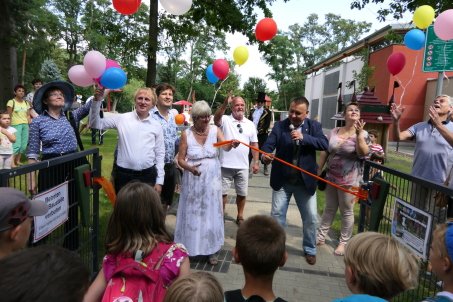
344;232;419;299
0;111;11;127
0;245;89;302
105;181;171;255
0;188;48;259
368;129;379;144
370;152;385;165
429;220;453;281
163;272;224;302
234;215;287;278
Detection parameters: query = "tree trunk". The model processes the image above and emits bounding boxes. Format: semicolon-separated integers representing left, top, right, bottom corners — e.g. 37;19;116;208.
0;1;17;108
146;0;158;87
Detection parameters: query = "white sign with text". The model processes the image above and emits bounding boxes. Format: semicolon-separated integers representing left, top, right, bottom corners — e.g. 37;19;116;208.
33;181;69;243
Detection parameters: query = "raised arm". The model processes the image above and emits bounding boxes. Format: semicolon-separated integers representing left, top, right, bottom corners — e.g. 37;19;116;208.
391;103;412;141
213;94;232;127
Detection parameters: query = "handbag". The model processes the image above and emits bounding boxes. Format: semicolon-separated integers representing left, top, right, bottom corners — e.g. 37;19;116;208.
434;167;453;208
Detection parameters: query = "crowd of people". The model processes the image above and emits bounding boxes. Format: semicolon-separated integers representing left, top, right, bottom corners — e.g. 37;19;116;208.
2;79;453;301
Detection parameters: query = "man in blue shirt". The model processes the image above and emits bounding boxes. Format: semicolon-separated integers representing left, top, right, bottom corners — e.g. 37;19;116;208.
151;83;179;214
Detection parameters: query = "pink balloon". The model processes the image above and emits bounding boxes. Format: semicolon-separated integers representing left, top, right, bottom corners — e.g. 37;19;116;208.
212;59;229;80
434;9;453;41
83;50;106;78
386;52;406;76
106;59;121;69
68;65;95;87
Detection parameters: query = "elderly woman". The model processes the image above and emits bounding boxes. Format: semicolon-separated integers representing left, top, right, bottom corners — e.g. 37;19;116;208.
316;102;370;256
27;81;95;250
174;101;238;265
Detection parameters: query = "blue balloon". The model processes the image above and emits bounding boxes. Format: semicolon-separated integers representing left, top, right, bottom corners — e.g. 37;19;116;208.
404;29;425;50
206;64;219;84
100;67;127;89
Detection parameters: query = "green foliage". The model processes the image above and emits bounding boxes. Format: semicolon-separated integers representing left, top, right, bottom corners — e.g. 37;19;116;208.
242;77;267;104
350;0;453;22
39;58;63;82
111;78;145;113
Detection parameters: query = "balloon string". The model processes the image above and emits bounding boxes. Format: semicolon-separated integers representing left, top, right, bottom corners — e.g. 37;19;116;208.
396;52;419;106
213;140;368;200
211;75;230;108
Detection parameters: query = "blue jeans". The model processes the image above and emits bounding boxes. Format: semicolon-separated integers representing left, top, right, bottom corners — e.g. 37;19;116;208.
271;184;318;256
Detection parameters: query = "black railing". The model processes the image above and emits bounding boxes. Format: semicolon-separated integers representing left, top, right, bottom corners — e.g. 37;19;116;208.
0;149;101;276
359;160;453;301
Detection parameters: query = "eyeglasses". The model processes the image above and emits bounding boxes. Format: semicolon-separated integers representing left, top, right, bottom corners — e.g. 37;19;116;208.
49;92;64;97
137;97;151;102
237;124;243;134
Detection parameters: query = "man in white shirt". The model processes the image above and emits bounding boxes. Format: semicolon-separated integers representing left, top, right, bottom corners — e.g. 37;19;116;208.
90;87;165;193
214;95;259;225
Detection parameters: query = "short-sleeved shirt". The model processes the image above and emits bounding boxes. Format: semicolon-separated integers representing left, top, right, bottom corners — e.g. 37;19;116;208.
6;99;30;125
151;108;178;164
409;121;453;184
0;126;16;154
219;115;258;169
326;127;370;186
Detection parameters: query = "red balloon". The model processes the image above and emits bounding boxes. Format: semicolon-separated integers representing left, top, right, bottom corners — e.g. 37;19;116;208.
212;59;230;80
112;0;142;15
386;52;406;76
255;18;278;41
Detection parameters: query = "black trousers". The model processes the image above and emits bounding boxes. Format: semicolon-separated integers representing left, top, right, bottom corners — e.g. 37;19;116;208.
249;133;269;164
161;163;177;206
114;164;157;194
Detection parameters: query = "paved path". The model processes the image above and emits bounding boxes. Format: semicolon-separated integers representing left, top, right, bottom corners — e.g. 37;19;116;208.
165;169;351;302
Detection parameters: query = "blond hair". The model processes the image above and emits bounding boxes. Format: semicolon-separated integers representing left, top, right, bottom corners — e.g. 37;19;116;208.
431;219;453;260
163;272;223;302
134;87;157;106
344;232;419;299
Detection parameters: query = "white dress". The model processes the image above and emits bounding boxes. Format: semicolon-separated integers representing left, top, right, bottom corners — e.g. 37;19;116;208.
174;125;224;256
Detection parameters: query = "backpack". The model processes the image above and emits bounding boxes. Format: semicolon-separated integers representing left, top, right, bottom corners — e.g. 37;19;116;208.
101;243;173;302
225;289;287;302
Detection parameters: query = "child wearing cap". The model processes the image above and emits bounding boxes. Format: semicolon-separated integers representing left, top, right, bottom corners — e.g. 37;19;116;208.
0;187;48;259
422;220;453;302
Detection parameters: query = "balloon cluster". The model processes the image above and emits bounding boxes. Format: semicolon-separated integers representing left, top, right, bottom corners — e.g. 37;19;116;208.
68;51;127;89
205;17;278;84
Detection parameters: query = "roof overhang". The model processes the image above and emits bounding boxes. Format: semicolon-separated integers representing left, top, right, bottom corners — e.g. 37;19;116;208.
304;24;410;75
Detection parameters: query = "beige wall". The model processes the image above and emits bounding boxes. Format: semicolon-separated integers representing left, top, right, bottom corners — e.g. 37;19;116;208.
424;76;453;120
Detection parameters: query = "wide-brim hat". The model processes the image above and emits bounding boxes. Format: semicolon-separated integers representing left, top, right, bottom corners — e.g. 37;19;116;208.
257;91;266;103
33;81;75;114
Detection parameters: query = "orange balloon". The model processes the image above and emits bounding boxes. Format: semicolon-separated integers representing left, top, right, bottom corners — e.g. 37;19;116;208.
175;113;185;125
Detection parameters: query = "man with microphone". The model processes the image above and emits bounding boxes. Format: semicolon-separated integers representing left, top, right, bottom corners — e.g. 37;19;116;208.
261;96;328;265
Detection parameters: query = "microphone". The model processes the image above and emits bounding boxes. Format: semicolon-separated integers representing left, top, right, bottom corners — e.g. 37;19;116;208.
289;124;299;146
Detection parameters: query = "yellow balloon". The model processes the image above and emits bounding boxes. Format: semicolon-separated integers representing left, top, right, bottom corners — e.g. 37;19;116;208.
413;5;435;29
233;46;249;66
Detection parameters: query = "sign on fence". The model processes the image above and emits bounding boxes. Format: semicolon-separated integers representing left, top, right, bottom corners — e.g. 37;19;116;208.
423;25;453;72
391;198;432;259
33;182;69;243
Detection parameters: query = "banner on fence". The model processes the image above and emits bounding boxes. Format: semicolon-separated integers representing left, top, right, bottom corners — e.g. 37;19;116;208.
33;181;69;243
391;198;432;259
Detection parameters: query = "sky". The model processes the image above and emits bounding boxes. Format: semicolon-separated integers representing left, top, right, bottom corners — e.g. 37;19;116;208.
151;0;412;91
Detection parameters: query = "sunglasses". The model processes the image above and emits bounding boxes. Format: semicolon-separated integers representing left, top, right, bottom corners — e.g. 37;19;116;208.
237;124;243;134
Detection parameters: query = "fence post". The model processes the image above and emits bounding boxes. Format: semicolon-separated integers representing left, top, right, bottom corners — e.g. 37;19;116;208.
91;151;102;275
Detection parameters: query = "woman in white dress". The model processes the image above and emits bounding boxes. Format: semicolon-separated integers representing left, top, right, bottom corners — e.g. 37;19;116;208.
175;101;238;265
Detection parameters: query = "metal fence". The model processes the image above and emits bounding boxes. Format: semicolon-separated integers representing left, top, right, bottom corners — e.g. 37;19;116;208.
0;149;101;276
359;160;453;301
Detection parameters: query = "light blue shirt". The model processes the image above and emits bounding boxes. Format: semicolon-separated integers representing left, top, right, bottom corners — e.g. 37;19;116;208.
151;107;178;164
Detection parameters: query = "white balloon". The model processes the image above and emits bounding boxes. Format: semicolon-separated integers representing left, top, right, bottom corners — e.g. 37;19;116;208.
159;0;192;15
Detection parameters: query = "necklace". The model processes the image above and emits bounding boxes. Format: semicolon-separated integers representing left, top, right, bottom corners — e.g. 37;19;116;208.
192;126;208;136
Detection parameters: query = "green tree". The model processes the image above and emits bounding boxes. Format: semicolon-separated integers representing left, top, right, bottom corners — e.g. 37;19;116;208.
350;0;452;21
242;77;267;105
39;58;63;82
146;0;289;87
